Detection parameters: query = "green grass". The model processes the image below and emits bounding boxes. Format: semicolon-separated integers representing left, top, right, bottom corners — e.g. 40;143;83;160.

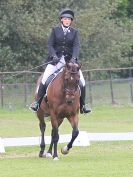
0;105;133;138
0;106;133;177
0;142;133;177
80;105;133;132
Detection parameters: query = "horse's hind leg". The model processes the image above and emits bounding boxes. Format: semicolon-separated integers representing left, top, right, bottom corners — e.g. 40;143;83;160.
39;120;46;157
47;129;54;157
48;118;63;159
47;126;59;160
52;127;59;159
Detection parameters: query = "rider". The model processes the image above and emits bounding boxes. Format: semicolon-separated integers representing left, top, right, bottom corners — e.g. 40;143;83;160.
30;8;91;114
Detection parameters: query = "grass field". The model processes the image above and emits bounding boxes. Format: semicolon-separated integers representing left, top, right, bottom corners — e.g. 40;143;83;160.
0;142;133;177
0;105;133;137
0;105;133;177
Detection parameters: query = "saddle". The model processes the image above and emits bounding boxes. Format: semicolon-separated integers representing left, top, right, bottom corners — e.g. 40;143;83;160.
44;67;81;104
44;68;64;102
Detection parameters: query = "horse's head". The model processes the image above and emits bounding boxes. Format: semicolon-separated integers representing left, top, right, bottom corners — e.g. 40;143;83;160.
64;62;81;104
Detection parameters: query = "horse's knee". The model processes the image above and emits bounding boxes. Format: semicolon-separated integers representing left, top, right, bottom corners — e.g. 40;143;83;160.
39;122;46;131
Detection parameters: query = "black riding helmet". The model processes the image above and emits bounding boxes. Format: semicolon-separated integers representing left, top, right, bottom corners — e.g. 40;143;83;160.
59;8;74;20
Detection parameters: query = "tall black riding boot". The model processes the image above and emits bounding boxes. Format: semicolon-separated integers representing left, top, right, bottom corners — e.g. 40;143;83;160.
80;86;91;114
29;83;47;112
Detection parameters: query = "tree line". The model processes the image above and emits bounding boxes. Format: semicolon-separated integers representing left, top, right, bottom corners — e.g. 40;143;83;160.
0;0;133;72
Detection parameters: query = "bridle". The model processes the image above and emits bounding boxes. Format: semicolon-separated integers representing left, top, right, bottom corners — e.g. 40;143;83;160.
64;63;80;103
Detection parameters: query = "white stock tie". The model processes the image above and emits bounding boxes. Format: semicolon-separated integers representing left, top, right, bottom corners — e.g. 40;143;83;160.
63;28;68;35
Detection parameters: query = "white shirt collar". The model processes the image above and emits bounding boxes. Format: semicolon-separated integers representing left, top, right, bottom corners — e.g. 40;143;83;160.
61;25;70;32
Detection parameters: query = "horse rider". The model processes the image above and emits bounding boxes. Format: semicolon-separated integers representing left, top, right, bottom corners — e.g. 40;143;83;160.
30;8;91;114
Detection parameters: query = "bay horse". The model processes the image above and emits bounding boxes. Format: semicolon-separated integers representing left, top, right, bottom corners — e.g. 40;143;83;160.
36;62;81;160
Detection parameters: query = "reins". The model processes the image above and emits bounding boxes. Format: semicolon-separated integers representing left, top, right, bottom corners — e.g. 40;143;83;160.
1;61;53;81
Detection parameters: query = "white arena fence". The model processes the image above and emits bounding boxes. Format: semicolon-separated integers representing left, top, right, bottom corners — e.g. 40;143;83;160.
1;131;133;153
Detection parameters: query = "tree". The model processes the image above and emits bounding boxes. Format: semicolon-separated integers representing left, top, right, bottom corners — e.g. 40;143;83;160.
0;0;133;72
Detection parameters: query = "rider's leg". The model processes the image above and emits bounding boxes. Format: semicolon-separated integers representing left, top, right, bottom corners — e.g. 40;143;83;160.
79;70;91;114
30;64;55;112
30;57;66;112
41;56;65;85
30;83;47;112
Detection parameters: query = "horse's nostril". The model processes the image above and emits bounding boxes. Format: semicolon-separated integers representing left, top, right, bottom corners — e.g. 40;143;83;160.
66;100;73;104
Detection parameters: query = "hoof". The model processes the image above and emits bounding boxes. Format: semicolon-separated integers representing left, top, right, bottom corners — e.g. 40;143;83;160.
53;157;59;161
46;153;52;158
39;151;47;158
61;146;69;155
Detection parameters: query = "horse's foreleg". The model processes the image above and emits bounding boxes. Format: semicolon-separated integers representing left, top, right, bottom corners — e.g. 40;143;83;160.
61;115;79;155
61;127;79;155
67;128;79;150
39;121;46;157
67;115;79;150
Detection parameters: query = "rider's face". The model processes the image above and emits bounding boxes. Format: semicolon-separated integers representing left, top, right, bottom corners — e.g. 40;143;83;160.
61;17;72;27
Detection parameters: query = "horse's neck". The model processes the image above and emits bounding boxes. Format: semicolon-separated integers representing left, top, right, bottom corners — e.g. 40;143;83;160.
52;69;65;89
59;69;65;87
55;69;66;94
49;68;66;94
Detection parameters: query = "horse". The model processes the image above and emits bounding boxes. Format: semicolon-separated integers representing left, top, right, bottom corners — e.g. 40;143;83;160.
36;61;81;160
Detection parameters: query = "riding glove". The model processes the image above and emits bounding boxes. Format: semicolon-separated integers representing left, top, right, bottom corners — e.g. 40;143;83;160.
52;56;60;65
70;57;77;63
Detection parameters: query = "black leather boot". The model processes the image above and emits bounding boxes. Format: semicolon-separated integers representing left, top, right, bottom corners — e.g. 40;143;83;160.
80;86;91;114
29;83;47;112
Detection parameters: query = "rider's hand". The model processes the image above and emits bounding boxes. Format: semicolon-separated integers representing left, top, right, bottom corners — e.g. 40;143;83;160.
70;57;77;63
52;56;60;65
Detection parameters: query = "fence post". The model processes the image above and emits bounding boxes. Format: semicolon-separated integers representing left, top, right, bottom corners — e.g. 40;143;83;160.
108;70;115;104
129;68;133;104
0;74;4;108
87;71;93;105
24;72;27;107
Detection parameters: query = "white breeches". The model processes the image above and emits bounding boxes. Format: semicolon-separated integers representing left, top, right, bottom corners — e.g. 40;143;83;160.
41;56;85;86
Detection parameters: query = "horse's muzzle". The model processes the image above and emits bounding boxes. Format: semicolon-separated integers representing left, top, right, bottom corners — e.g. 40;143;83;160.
66;99;73;104
65;95;74;104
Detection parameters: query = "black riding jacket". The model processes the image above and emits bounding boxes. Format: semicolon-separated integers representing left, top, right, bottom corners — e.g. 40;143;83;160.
47;25;80;62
